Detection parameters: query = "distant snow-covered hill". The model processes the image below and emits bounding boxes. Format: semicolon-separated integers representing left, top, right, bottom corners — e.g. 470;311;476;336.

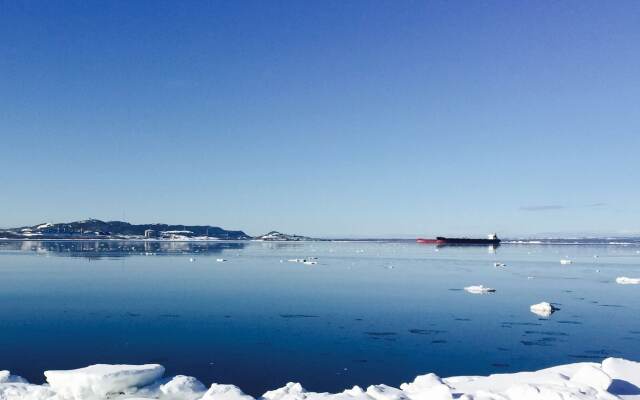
253;231;314;241
0;219;251;240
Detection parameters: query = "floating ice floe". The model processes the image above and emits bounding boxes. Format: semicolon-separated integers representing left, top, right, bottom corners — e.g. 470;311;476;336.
560;259;572;265
3;358;640;400
216;258;227;262
493;262;506;267
616;276;640;285
464;285;496;294
288;258;318;265
530;302;559;317
189;258;195;262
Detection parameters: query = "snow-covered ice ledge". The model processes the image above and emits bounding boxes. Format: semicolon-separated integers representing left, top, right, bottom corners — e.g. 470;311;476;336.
1;358;640;400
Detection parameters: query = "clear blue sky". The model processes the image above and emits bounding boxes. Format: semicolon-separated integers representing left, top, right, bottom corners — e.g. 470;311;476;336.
1;1;639;237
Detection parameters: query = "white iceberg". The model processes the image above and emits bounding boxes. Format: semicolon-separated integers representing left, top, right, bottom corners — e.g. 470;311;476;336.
616;276;640;285
560;259;572;265
44;364;164;400
529;302;559;317
464;285;496;294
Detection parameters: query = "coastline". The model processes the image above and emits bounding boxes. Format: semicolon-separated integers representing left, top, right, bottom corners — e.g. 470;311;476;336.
2;357;638;400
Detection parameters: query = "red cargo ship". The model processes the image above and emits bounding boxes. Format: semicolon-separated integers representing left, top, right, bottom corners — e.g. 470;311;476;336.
417;234;500;245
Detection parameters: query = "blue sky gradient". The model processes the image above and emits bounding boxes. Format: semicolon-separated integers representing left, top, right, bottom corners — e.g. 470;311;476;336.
1;1;639;236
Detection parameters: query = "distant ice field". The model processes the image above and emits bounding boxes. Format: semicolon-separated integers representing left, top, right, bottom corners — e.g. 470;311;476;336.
0;240;639;396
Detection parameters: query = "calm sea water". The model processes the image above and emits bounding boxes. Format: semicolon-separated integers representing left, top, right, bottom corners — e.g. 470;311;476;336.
1;240;639;395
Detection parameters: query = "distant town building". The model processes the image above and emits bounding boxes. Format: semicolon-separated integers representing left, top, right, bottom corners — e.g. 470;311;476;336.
144;229;158;239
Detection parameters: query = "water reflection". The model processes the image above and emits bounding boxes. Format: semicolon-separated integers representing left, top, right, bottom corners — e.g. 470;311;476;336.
0;240;246;259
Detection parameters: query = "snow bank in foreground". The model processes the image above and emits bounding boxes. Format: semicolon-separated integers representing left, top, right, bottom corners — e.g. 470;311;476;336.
1;358;640;400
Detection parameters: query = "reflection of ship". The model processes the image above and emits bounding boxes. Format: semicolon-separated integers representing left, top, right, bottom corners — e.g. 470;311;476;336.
417;233;501;246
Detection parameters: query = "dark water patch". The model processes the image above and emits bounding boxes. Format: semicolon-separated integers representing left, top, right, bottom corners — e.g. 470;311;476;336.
521;337;559;347
569;354;602;360
556;320;582;325
352;359;368;363
599;304;624;308
159;313;181;318
224;315;232;318
502;322;542;327
629;331;640;335
409;329;447;335
524;330;568;336
280;314;320;319
496;347;510;352
365;332;397;336
492;363;510;368
431;340;447;344
454;318;471;321
584;349;620;355
354;318;363;321
448;288;463;291
126;312;141;317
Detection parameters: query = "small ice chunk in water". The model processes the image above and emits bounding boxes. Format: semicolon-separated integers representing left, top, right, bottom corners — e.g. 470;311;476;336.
44;364;164;400
560;259;572;265
216;258;227;262
493;262;506;267
189;258;195;262
464;285;496;294
530;302;558;317
616;277;640;285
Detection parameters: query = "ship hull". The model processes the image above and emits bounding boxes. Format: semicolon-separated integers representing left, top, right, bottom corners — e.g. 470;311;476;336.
417;237;501;246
